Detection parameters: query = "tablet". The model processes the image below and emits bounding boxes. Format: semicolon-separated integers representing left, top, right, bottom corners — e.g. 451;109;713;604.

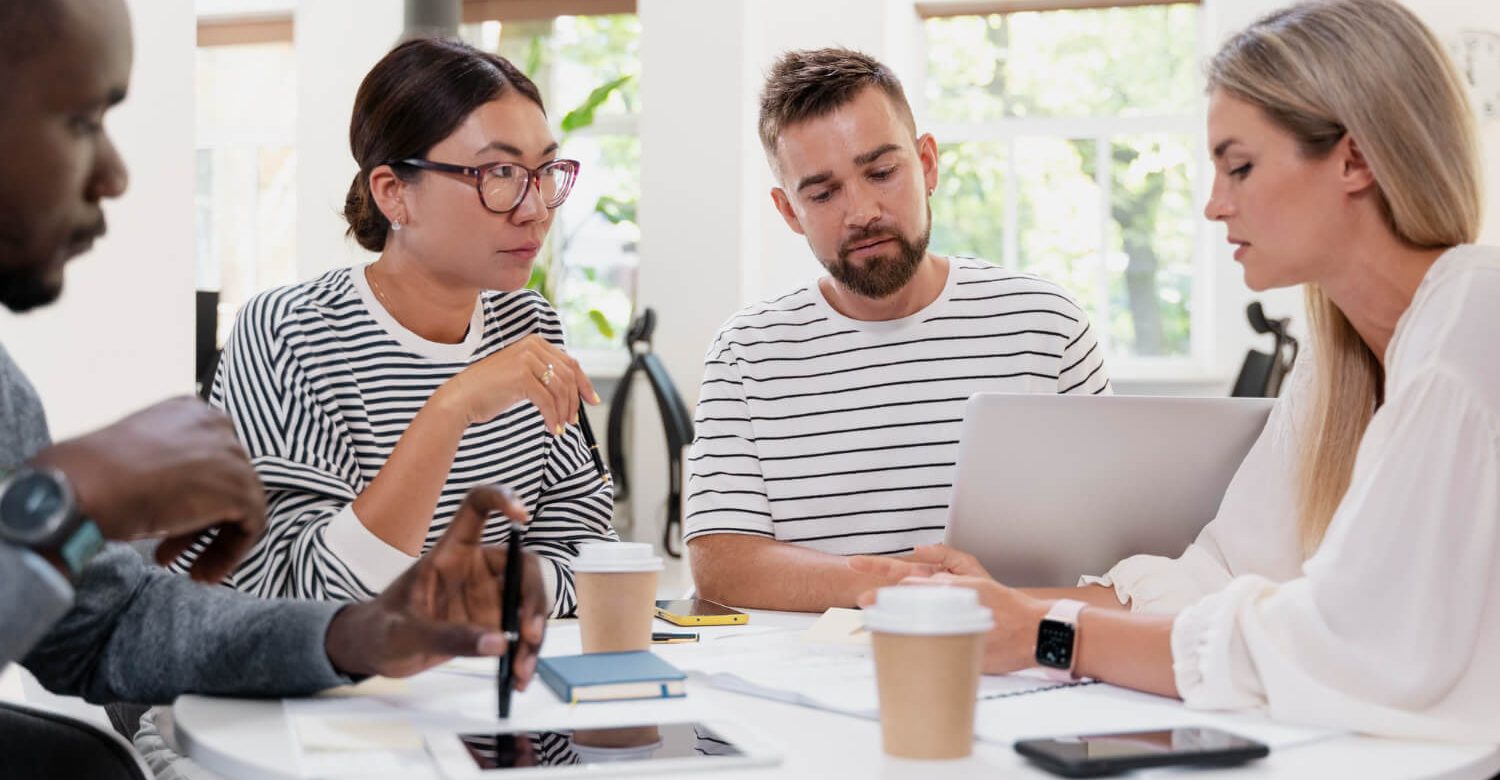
425;720;781;777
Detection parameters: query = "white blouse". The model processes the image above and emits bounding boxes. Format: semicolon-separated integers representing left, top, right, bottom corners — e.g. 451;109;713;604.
1086;245;1500;742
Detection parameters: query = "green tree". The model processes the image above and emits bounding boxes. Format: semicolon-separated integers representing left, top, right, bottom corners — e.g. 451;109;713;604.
925;5;1198;357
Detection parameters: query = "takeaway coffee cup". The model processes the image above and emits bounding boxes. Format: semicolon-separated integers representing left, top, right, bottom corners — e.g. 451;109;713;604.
572;542;664;653
863;585;994;759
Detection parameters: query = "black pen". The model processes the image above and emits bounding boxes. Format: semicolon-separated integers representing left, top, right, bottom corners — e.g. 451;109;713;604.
576;399;611;484
497;519;525;719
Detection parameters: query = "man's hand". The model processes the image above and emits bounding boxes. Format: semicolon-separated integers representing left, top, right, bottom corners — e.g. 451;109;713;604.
29;397;266;583
324;485;549;683
847;543;991;584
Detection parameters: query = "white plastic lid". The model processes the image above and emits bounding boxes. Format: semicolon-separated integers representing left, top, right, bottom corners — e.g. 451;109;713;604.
571;542;664;573
861;585;994;636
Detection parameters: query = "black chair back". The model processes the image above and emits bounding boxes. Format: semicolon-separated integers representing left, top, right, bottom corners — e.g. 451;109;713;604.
195;290;220;399
605;308;694;557
1231;302;1298;398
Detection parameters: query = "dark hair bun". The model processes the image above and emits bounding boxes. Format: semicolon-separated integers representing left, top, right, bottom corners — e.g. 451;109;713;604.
343;170;390;252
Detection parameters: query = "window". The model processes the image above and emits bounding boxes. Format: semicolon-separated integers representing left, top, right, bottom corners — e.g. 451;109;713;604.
921;3;1204;367
461;13;640;363
195;29;298;349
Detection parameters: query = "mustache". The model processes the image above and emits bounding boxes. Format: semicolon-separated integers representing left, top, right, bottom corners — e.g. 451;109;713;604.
838;225;901;255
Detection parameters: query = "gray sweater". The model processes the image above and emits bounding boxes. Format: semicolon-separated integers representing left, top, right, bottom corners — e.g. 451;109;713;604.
1;343;350;704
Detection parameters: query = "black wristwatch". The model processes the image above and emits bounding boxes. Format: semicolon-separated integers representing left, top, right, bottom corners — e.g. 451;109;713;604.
0;466;104;578
1035;598;1087;681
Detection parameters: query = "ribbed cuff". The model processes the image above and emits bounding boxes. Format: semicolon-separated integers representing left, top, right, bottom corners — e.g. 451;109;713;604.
323;505;419;593
536;555;559;616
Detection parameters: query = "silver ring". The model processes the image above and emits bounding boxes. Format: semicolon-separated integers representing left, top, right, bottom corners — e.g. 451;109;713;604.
540;363;555;386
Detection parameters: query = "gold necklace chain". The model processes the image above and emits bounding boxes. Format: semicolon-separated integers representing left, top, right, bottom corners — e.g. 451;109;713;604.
367;264;395;316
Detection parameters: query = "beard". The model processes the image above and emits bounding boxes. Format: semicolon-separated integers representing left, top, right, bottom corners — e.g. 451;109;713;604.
0;217;99;313
0;262;64;313
824;206;932;300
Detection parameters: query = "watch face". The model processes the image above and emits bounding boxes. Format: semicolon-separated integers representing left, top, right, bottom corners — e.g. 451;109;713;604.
1036;618;1076;670
0;470;68;543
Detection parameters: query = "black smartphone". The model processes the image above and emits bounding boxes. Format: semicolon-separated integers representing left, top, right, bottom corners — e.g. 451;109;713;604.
1014;727;1270;778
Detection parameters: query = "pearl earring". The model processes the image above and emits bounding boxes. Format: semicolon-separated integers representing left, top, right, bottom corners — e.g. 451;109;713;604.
391;219;403;232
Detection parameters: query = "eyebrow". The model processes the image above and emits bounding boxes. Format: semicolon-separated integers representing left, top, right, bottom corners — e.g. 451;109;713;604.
1212;138;1241;159
854;143;901;166
795;143;905;193
475;140;560;158
795;171;833;193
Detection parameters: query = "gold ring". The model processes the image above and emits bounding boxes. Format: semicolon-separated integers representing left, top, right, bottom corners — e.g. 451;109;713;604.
540;363;555;386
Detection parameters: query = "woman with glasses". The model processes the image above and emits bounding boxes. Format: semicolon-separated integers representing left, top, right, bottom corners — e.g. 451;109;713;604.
173;38;616;618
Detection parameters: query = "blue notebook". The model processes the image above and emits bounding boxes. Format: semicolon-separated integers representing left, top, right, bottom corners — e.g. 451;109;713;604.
538;651;687;704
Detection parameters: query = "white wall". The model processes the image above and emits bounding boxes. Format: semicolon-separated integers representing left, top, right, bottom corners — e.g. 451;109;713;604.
293;0;402;281
0;0;197;440
1403;0;1500;246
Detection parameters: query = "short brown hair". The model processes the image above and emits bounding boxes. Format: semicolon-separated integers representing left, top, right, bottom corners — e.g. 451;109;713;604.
758;48;915;154
343;37;545;252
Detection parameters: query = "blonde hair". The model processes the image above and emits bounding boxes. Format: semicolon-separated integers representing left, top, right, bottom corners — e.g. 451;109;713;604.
1207;0;1482;555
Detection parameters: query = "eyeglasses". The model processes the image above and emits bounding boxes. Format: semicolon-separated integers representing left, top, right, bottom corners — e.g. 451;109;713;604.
388;158;581;214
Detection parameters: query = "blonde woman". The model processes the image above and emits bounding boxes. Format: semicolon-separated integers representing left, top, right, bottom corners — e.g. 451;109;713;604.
855;0;1497;740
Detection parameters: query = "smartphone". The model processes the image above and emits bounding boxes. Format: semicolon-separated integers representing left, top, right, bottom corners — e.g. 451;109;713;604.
1013;727;1269;778
653;598;748;627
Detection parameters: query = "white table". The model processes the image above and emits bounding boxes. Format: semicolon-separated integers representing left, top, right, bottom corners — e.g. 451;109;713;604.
173;611;1500;780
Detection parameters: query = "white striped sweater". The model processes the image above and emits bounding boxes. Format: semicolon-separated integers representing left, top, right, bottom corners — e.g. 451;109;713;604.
684;259;1111;556
173;264;616;616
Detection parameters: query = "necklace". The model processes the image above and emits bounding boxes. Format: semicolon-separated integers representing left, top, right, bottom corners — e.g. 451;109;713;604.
367;264;396;316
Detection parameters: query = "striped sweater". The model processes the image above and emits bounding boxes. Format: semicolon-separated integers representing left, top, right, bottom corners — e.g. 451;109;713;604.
684;258;1110;556
173;264;615;616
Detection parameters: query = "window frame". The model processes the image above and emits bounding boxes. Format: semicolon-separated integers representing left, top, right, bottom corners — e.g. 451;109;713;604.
195;18;300;349
462;9;642;378
915;1;1218;380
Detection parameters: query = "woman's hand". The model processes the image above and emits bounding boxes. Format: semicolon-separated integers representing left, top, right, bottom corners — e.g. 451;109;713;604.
857;573;1051;676
437;334;598;434
847;543;992;582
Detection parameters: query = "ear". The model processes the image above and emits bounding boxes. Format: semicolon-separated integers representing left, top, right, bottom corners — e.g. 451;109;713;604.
770;187;805;236
917;133;939;196
368;164;409;226
1338;135;1377;195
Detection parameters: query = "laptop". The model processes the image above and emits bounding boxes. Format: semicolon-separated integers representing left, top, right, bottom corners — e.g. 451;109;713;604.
942;394;1274;587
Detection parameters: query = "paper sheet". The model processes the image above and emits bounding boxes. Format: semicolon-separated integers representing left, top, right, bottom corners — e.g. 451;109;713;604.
286;705;435;778
315;676;411;698
293;714;422;751
799;607;869;646
658;620;1065;720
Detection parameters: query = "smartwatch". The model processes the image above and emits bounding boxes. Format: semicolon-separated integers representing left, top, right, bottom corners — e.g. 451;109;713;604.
1035;598;1087;682
0;466;104;579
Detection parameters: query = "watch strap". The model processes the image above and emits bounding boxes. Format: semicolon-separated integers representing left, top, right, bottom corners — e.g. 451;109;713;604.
58;519;105;577
1039;598;1087;682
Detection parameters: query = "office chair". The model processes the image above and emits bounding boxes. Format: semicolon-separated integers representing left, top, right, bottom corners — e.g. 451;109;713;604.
1230;302;1299;398
195;290;221;400
0;701;151;779
605;309;694;558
